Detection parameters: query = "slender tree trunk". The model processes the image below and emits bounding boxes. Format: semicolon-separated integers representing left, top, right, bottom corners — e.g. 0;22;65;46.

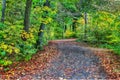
72;22;75;32
84;12;87;41
62;23;67;39
37;0;50;49
64;24;67;33
1;0;6;23
37;23;45;48
72;18;77;32
24;0;32;32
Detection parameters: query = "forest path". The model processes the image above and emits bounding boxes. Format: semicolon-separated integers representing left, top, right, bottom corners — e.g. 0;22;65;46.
28;39;107;79
35;40;107;79
1;39;111;79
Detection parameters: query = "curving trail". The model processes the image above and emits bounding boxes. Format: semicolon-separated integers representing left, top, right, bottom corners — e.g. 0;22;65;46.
31;39;108;79
0;39;109;80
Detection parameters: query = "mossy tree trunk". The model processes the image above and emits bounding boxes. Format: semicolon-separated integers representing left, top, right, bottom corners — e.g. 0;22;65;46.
37;0;50;49
24;0;32;32
84;12;87;41
1;0;6;23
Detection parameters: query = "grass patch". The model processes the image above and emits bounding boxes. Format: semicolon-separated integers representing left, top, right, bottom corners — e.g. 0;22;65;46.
98;44;120;55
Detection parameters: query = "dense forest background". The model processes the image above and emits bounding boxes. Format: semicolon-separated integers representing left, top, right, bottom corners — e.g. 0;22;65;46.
0;0;120;67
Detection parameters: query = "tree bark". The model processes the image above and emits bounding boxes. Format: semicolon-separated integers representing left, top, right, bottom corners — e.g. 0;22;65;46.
37;23;45;48
72;18;77;32
1;0;6;23
24;0;32;32
37;0;50;49
64;25;67;32
84;12;87;41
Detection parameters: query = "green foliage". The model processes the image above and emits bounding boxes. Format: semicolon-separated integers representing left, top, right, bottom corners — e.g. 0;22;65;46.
1;0;120;68
65;30;76;38
54;26;63;39
99;44;120;55
0;24;37;66
78;11;120;55
5;0;26;24
0;0;2;17
62;1;78;12
0;60;12;67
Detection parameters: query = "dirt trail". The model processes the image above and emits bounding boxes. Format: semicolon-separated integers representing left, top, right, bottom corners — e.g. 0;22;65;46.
0;39;111;79
30;39;108;79
37;44;106;79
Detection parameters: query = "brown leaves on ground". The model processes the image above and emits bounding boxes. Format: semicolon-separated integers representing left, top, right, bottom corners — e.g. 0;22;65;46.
67;41;120;79
0;44;59;79
59;40;120;79
1;39;120;79
38;41;120;79
91;48;120;79
73;42;120;80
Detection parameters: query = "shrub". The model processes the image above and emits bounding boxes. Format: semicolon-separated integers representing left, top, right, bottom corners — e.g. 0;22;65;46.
0;24;38;67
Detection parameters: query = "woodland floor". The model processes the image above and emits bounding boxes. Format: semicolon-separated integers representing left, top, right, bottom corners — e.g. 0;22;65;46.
1;39;120;80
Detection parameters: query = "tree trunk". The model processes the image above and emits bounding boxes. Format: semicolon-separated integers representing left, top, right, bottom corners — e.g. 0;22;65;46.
84;12;87;41
37;23;45;49
24;0;32;32
1;0;6;23
37;0;50;49
64;24;67;32
72;18;77;32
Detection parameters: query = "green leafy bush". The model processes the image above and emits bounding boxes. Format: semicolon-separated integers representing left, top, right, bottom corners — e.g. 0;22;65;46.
77;12;120;55
0;24;38;66
64;30;76;38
